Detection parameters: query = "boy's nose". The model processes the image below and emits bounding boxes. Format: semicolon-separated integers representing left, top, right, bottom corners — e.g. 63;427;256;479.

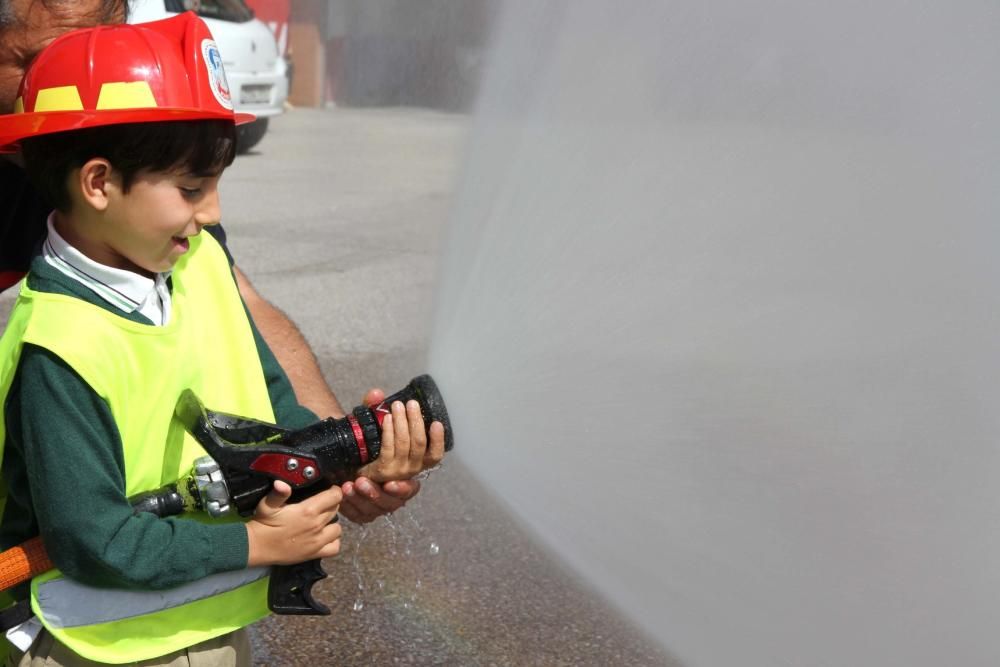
194;190;222;228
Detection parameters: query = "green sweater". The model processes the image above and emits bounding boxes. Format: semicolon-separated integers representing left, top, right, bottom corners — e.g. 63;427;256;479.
0;255;318;600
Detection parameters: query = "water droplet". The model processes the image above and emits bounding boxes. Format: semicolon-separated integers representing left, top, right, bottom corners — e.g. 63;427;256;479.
403;601;412;609
429;542;440;555
377;580;385;590
352;599;364;611
415;579;422;589
413;463;442;481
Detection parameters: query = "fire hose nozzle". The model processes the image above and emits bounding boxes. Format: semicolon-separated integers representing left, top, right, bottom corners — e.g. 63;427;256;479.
0;374;454;615
173;374;454;517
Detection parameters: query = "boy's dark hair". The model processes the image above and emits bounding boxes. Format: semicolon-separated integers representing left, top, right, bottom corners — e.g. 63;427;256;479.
20;120;237;212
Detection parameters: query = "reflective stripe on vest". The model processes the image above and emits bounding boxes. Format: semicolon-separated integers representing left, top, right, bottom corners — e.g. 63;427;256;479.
0;233;276;663
36;567;268;628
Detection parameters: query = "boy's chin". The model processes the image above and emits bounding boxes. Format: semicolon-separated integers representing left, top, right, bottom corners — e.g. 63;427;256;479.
133;258;178;277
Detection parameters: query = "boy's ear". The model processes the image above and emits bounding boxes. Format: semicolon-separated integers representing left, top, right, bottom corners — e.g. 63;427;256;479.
77;158;117;212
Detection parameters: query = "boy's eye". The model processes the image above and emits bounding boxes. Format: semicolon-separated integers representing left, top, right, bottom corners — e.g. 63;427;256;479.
179;187;202;198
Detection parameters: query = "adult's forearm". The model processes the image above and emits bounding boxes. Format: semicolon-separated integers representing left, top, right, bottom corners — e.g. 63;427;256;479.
234;266;345;418
234;268;425;521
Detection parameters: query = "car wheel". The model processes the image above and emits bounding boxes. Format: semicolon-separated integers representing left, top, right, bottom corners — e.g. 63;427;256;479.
236;117;269;154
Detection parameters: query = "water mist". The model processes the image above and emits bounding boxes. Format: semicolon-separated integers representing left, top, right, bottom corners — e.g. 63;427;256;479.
428;1;1000;665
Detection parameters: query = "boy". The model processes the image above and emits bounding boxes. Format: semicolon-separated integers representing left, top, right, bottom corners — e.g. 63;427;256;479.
0;12;444;667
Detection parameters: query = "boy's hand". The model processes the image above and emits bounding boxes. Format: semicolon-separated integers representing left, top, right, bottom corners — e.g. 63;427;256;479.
246;481;342;567
357;399;446;483
338;387;446;523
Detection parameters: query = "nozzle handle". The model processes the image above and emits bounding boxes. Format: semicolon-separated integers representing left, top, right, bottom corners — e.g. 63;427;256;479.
268;559;330;615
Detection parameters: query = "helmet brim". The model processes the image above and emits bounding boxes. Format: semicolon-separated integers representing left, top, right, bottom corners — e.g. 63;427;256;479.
0;108;256;153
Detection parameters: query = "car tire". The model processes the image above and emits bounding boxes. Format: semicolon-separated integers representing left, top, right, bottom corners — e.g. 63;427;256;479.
236;117;269;154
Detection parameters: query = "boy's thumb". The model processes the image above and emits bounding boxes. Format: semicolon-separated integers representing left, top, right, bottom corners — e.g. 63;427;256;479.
258;480;292;516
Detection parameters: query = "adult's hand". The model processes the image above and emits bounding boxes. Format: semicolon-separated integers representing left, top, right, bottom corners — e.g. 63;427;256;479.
338;387;423;523
339;476;422;524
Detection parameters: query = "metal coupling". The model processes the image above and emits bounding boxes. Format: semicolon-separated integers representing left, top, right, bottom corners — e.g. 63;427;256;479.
193;455;232;518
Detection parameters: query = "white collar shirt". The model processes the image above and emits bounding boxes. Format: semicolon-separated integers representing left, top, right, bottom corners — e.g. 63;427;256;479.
41;213;173;326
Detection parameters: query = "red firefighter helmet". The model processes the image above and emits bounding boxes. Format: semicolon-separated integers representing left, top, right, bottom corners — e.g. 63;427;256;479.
0;12;254;152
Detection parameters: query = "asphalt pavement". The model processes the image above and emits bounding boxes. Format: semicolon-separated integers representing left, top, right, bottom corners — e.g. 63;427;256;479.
0;108;674;666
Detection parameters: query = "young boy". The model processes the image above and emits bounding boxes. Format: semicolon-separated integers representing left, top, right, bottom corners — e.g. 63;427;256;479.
0;12;444;667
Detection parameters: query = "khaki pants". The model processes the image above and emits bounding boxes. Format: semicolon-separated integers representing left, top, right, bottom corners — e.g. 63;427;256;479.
5;627;251;667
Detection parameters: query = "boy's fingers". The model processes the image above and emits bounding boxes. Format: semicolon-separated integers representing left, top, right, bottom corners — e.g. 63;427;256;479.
317;537;342;559
315;521;343;558
299;484;342;518
317;521;342;545
425;421;445;465
406;400;427;462
391;400;410;459
379;412;395;462
325;522;342;542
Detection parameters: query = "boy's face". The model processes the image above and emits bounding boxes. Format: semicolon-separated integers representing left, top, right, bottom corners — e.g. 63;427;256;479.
97;167;222;276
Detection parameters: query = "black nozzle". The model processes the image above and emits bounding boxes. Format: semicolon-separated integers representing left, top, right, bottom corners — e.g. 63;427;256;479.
174;375;454;516
383;374;455;452
341;373;454;465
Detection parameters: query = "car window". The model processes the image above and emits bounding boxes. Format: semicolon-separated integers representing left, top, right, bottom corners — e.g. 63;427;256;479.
164;0;254;23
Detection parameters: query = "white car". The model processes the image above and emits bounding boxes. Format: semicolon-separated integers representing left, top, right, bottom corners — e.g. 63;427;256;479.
128;0;288;152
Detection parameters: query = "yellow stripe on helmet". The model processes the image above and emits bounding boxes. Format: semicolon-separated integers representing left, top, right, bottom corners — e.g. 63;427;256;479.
33;86;84;112
96;82;158;110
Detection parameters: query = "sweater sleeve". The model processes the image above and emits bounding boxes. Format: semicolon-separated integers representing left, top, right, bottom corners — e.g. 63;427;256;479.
9;344;250;590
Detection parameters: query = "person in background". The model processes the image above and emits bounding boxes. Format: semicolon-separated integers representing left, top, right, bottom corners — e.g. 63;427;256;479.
0;0;425;523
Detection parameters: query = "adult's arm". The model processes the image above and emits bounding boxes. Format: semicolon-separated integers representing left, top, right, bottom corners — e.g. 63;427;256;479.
234;266;344;418
233;266;421;522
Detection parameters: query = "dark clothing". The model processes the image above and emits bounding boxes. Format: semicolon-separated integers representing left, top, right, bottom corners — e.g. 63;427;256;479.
0;160;49;291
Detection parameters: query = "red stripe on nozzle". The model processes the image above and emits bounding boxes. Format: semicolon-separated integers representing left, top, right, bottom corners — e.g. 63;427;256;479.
347;414;370;464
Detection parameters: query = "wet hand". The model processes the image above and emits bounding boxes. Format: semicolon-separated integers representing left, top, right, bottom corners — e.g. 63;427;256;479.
339;476;421;524
359;400;445;483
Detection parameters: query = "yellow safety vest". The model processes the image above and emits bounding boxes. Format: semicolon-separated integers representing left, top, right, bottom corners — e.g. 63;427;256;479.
0;233;274;663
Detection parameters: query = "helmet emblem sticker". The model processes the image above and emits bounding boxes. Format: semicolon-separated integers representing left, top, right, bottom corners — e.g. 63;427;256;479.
201;39;233;110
